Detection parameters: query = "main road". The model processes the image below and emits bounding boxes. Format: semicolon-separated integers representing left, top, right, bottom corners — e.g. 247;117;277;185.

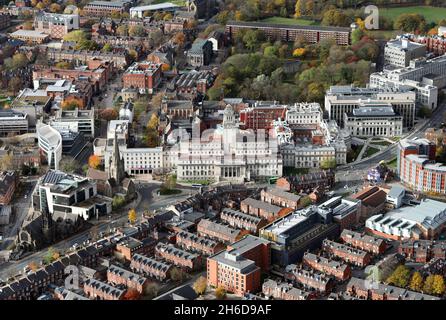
0;183;198;280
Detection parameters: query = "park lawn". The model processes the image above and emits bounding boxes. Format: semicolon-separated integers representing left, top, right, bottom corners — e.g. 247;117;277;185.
149;0;186;6
365;30;399;40
365;146;380;158
387;158;398;170
260;16;320;26
379;6;446;24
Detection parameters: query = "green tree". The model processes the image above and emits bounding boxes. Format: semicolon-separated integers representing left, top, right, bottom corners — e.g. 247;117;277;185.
394;13;426;32
116;25;129;37
386;265;411;288
409;271;423;292
129;25;146;37
63;30;88;43
351;28;364;44
321;9;349;27
102;43;113;52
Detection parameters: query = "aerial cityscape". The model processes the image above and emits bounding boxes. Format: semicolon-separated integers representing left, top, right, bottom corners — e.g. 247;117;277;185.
2;0;446;304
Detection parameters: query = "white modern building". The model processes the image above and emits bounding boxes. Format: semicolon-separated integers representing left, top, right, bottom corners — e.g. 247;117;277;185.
34;12;80;39
37;124;62;170
0;109;29;136
50;108;95;137
384;39;426;68
129;3;179;18
32;170;111;221
344;105;403;137
325;85;416;128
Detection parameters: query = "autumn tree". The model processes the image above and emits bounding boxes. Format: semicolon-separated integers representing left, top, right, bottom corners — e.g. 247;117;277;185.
49;3;62;13
0;153;13;171
432;275;446;296
173;32;185;46
63;30;88;43
88;155;101;169
144;283;159;299
128;208;137;224
8;77;22;95
292;47;306;57
61;99;82;110
215;286;226;299
55;61;73;69
170;267;185;282
193;276;207;295
386;265;411;288
129;25;146;37
147;113;159;131
116;25;129;37
102;43;113;52
123;288;141;300
151;91;165;109
28;261;39;272
409;271;423;292
99;108;118;121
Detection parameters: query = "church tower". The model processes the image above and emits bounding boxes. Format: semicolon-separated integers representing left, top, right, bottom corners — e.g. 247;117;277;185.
108;133;125;184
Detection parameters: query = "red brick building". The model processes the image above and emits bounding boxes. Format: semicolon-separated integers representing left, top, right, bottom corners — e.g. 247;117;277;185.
262;279;316;300
207;235;270;296
398;239;446;263
239;104;286;131
197;219;242;243
284;265;334;293
122;62;162;94
155;243;201;271
115;237;155;261
0;171;18;205
130;253;172;281
260;187;301;209
220;208;267;234
176;230;225;256
240;197;282;221
303;252;351;281
106;265;148;294
341;229;386;255
83;279;125;300
322;239;371;267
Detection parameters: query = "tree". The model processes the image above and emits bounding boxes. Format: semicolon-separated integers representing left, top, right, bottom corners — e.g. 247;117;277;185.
215;286;226;299
28;261;39;272
43;247;59;264
22;21;33;30
8;76;21;95
36;2;44;10
321;9;349;27
63;30;88;43
351;28;364;44
116;25;129;37
147;113;159;131
129;25;146;37
242;30;264;51
193;276;207;295
75;39;98;51
394;13;426;32
386;265;411;288
151;92;165;110
55;61;73;69
165;174;177;190
144;283;159;299
294;0;303;17
432;275;446;296
11;53;28;70
299;196;313;208
0;153;13;171
146;130;160;148
163;13;173;20
292;47;306;57
123;288;141;300
170;267;184;282
61;99;82;110
321;158;336;170
409;271;423;292
99;108;118;121
59;157;79;173
112;195;125;210
424;274;435;294
264;45;278;56
88;155;101;169
102;43;113;52
49;3;61;13
173;32;185;46
128;208;137;224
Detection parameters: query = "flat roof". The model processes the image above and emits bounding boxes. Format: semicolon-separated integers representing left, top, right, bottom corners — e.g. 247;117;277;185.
226;20;351;33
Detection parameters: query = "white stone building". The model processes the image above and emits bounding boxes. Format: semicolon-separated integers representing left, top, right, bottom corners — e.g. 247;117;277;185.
384;39;426;68
344;106;403;137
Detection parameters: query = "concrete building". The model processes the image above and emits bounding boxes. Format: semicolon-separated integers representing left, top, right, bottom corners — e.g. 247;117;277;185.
366;198;446;240
344;105;403;137
129;2;179;18
32;170;111;221
384;39;426;68
259;206;339;266
83;0;131;17
34;12;79;39
225;21;351;46
37;124;62;170
207;235;270;296
9;30;49;44
51;108;95;138
0;109;29;137
325;85;416;129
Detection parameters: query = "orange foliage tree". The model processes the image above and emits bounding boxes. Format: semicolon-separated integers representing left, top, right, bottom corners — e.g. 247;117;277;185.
123;288;141;300
88;155;101;169
99;108;118;121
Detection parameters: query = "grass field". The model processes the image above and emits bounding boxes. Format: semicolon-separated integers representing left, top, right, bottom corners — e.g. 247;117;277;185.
365;146;380;158
148;0;186;6
260;16;320;26
379;6;446;24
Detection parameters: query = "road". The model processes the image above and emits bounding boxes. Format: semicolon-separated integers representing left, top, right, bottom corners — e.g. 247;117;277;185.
0;183;198;280
335;100;446;191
